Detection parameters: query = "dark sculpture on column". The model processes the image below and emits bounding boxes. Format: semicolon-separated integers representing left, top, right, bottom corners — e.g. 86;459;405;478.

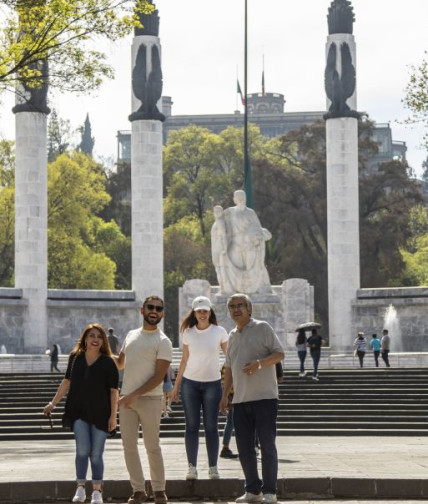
12;59;51;115
324;0;359;120
129;0;165;122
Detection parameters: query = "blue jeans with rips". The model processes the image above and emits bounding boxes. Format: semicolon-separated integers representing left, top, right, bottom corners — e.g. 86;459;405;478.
180;377;222;467
73;419;108;485
233;399;278;495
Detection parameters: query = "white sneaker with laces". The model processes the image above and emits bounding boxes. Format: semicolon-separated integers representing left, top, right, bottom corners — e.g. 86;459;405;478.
186;463;198;480
235;492;263;503
72;486;86;503
208;466;220;479
91;490;103;504
263;494;277;503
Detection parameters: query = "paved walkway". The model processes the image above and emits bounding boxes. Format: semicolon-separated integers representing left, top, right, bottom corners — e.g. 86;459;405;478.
2;436;428;501
3;436;428;482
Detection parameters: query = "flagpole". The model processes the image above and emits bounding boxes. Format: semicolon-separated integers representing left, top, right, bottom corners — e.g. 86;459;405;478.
244;0;253;208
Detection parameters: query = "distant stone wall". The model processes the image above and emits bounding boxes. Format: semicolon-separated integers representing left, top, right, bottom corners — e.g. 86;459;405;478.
353;287;428;352
0;289;141;354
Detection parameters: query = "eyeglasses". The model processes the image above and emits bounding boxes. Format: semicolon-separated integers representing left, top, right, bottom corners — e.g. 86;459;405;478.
145;304;164;312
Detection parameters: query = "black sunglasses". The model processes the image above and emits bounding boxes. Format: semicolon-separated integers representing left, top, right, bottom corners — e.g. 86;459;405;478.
145;304;164;312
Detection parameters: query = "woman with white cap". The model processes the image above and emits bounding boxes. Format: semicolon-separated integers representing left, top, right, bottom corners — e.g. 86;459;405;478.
172;295;228;481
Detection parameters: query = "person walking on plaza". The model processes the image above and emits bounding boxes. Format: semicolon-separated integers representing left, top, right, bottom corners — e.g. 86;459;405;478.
49;343;61;373
369;333;381;367
43;324;119;504
381;329;391;367
107;328;120;355
295;329;307;377
307;328;323;381
353;332;367;368
114;296;172;504
220;293;285;504
220;364;239;459
172;296;228;480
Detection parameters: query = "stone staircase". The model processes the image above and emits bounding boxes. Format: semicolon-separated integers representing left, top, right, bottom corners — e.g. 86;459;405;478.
1;367;428;440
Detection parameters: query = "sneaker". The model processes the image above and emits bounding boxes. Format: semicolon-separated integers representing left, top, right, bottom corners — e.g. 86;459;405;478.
153;491;168;504
166;406;172;413
220;447;239;459
298;372;306;377
72;486;86;503
186;463;198;480
312;375;319;381
236;492;263;503
208;466;220;479
128;491;148;504
91;490;103;504
263;494;277;503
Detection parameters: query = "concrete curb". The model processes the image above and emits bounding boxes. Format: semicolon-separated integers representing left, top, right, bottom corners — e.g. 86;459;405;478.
1;478;428;502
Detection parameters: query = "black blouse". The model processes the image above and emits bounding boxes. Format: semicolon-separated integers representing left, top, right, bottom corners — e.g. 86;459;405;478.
64;352;119;432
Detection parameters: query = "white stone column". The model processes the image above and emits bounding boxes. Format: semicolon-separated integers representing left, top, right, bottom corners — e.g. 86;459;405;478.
131;120;163;304
326;117;360;350
15;112;48;352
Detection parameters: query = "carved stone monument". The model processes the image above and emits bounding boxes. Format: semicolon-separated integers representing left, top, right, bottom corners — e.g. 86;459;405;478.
325;0;360;350
210;190;272;295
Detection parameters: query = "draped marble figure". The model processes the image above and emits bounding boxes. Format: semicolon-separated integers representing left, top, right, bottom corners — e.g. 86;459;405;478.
211;190;272;294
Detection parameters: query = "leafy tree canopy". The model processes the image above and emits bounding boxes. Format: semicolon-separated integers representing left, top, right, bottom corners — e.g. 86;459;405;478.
0;0;153;95
404;52;428;148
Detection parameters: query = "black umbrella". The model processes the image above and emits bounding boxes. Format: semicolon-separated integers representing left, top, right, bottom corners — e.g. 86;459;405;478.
295;322;321;332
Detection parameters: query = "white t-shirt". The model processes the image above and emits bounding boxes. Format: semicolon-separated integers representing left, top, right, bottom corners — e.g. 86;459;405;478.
121;327;173;396
182;324;228;382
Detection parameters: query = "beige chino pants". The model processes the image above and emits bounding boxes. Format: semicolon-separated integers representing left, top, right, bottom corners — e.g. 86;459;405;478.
119;396;165;492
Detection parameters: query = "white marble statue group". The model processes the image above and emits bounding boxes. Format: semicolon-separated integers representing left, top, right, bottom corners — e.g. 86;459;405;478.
210;190;272;295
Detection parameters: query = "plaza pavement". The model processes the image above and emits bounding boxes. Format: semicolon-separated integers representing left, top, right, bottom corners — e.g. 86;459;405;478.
2;436;428;502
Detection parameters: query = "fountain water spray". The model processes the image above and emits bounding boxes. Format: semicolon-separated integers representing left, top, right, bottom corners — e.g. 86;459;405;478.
383;304;402;351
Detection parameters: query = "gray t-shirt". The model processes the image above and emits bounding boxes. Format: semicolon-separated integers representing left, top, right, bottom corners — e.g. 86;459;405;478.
381;334;391;350
225;318;284;404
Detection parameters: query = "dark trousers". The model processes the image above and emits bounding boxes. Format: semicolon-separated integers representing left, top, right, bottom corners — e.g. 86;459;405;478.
233;399;278;495
373;351;380;367
297;351;307;373
356;350;365;368
381;350;390;367
310;349;321;376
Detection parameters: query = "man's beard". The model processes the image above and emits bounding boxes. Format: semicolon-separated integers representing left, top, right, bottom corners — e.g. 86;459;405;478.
143;313;161;326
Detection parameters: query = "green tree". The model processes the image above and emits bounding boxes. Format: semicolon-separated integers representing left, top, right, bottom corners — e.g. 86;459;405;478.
100;161;131;236
0;0;153;95
0;140;15;285
404;52;428;148
48;151;117;289
47;108;72;162
78;114;95;156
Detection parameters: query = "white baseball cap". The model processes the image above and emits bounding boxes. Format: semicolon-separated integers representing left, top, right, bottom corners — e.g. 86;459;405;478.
192;296;212;311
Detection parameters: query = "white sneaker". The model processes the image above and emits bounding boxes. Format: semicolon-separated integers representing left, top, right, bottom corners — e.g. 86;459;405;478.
91;490;103;504
186;463;198;480
263;494;277;503
208;466;220;479
236;492;263;503
298;372;306;377
312;375;319;381
72;486;86;503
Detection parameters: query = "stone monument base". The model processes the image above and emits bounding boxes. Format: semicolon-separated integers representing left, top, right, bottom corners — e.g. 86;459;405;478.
178;278;314;350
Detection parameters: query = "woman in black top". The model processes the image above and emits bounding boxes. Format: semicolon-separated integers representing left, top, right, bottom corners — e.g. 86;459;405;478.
43;324;119;504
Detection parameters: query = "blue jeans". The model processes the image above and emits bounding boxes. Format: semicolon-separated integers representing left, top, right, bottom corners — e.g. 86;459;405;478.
222;408;234;446
233;399;278;495
180;377;222;467
310;349;321;376
73;419;108;484
297;350;307;373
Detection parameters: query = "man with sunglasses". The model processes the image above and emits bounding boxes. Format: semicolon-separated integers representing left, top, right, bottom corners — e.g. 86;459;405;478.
114;296;172;504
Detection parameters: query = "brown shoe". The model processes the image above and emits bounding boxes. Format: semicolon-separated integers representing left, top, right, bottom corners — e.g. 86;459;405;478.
128;491;148;504
154;491;168;504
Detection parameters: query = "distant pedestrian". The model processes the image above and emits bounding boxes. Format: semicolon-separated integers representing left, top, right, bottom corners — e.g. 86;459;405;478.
107;328;120;355
307;328;324;381
49;344;61;373
219;364;238;459
369;333;381;367
381;329;391;367
1;344;7;354
161;365;175;418
353;332;367;368
295;329;307;377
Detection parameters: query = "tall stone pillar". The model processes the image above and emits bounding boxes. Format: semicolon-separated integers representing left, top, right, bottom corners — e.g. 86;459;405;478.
130;1;165;304
13;63;50;353
324;0;360;350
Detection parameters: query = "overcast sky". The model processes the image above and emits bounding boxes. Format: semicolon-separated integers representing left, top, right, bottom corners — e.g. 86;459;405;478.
1;0;428;175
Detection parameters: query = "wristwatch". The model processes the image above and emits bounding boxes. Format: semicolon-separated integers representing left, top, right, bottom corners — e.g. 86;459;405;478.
256;359;262;370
